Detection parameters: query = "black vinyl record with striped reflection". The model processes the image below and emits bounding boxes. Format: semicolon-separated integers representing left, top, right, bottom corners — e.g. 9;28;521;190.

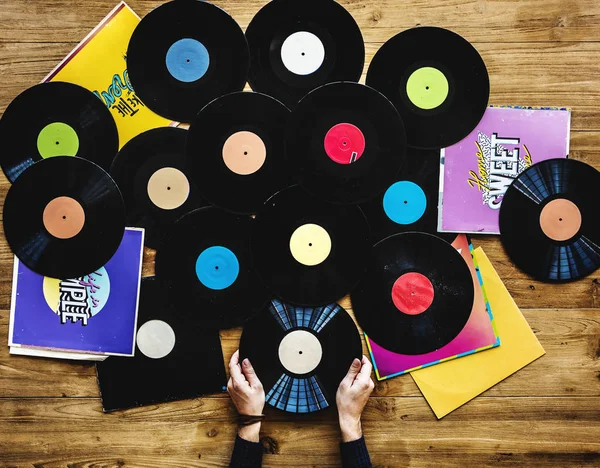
239;299;361;413
499;159;600;282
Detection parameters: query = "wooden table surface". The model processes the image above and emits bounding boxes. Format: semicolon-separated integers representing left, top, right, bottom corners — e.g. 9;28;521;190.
1;1;599;467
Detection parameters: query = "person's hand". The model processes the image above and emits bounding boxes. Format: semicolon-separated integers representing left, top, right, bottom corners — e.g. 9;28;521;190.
227;350;265;442
336;355;375;442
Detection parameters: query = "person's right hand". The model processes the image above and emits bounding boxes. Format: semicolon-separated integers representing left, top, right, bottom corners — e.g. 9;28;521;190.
336;355;375;442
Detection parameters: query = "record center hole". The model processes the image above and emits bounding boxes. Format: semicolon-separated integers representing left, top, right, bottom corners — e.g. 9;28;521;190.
62;215;66;220
167;186;171;191
559;218;563;221
404;200;408;204
55;141;59;145
299;350;303;354
301;52;305;56
425;86;430;90
244;151;248;155
309;243;312;247
186;59;190;63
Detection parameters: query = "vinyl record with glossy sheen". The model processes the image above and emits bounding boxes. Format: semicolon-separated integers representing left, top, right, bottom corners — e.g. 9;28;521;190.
251;185;371;305
3;157;125;279
245;0;364;108
239;298;361;413
366;27;489;150
127;0;249;122
186;92;290;214
499;159;600;282
96;277;227;412
0;82;118;182
155;207;270;329
360;147;456;243
352;232;473;355
286;82;406;204
110;127;203;249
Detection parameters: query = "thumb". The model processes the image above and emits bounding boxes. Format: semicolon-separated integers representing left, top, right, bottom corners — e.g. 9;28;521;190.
241;358;261;388
341;358;361;386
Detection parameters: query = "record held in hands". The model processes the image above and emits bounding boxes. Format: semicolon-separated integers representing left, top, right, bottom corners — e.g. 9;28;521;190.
366;27;489;150
110;127;203;249
0;82;118;182
286;82;406;204
360;147;456;243
96;277;227;411
499;158;600;282
245;0;364;108
352;232;473;355
3;157;125;279
186;92;290;214
155;207;270;329
239;298;362;413
127;0;249;122
251;186;371;305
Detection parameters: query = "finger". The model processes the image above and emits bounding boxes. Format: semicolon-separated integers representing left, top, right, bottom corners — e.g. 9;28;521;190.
355;356;373;385
241;358;262;388
228;350;244;383
340;358;362;387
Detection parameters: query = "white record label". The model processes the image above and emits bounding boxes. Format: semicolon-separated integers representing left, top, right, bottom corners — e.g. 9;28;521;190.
280;31;325;76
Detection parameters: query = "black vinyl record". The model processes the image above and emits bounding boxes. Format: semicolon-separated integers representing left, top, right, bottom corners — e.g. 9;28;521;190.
127;0;249;122
286;82;406;204
352;232;473;355
110;127;203;249
366;27;489;150
251;185;371;306
239;298;362;413
155;206;270;329
499;159;600;282
245;0;364;108
3;157;125;279
360;147;456;243
96;276;227;412
0;82;118;182
186;92;291;214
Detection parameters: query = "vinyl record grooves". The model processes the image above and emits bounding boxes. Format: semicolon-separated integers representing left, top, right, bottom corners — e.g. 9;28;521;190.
186;92;291;214
96;276;227;411
366;27;489;150
0;82;119;182
286;82;407;204
245;0;364;108
155;206;270;329
499;159;600;282
127;0;249;122
251;185;371;306
360;147;456;243
110;127;203;249
239;298;362;413
3;157;126;279
352;232;473;355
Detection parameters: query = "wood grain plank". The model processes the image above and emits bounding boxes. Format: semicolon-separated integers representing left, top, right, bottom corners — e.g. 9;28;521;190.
0;309;597;398
0;397;598;467
1;0;600;43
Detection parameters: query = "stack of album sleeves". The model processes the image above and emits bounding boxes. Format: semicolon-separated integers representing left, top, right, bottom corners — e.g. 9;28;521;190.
0;0;595;417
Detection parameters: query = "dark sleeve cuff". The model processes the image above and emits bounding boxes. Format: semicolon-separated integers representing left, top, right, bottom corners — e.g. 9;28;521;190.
229;435;263;468
340;436;372;468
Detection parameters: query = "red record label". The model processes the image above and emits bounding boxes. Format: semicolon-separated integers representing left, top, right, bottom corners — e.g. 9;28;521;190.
391;272;434;315
323;123;365;164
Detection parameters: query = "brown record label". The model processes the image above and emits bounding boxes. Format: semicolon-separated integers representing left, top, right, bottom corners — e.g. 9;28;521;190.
147;167;190;210
278;330;323;374
222;131;266;175
539;198;582;241
42;196;85;239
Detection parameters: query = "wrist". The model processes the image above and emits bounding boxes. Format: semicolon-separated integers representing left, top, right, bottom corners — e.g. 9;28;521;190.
238;422;261;443
339;417;362;442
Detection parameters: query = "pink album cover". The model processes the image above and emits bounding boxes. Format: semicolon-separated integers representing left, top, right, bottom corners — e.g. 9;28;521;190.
438;106;570;234
366;234;500;381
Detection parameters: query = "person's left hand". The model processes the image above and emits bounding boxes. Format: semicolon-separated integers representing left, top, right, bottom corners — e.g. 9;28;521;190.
227;350;265;442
